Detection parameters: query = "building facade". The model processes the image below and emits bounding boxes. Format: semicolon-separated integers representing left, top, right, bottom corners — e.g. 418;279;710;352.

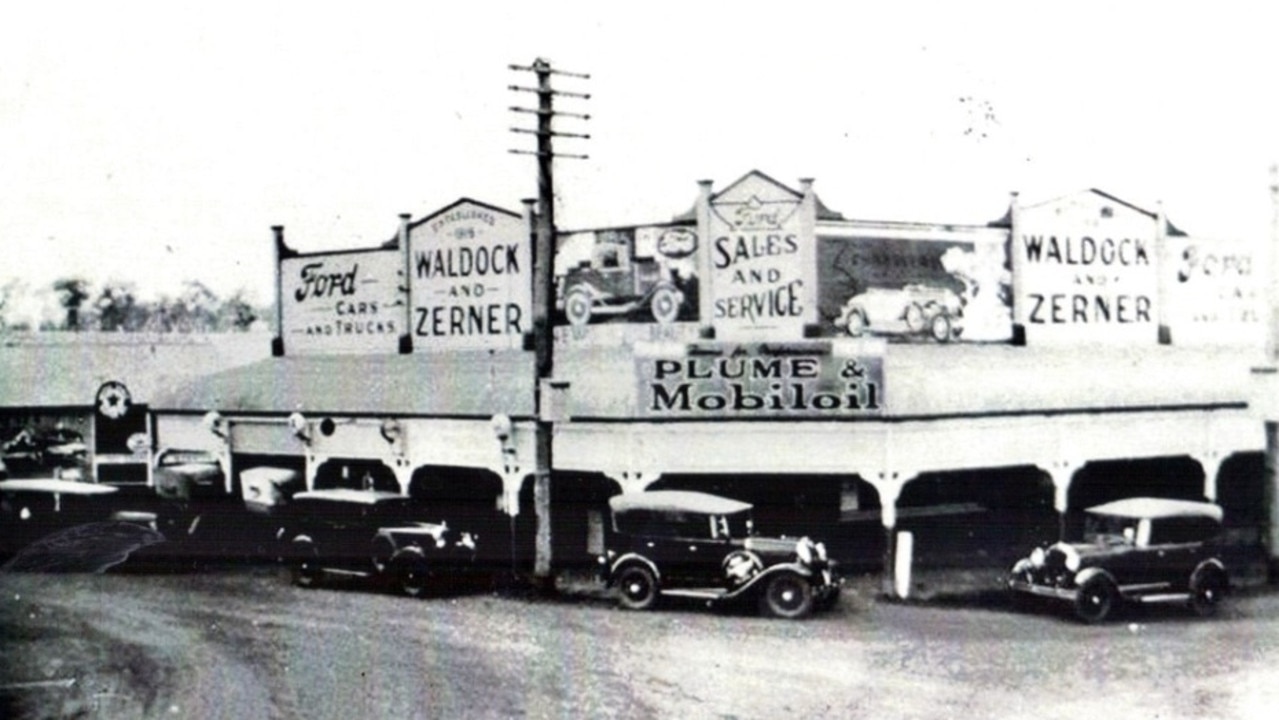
148;171;1270;593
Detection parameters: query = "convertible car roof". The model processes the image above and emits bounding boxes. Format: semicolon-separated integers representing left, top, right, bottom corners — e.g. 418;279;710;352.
0;479;119;495
608;490;753;515
293;489;408;505
1087;497;1223;522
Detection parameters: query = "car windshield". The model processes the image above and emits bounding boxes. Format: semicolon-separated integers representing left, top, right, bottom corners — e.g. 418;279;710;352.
712;510;753;540
1084;513;1138;546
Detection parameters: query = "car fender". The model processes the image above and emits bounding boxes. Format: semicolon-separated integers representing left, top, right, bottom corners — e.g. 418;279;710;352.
720;562;815;601
1190;558;1228;584
608;553;661;585
390;544;427;565
1072;566;1117;591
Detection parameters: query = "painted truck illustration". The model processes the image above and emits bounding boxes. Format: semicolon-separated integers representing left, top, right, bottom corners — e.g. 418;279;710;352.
558;233;685;326
833;284;963;342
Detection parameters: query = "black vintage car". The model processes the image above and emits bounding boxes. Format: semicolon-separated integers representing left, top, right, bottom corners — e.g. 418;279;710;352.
1;427;88;478
0;478;162;569
277;489;498;597
1008;497;1229;623
599;490;840;619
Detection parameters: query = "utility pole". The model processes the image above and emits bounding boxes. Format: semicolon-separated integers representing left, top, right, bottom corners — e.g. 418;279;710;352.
509;58;590;578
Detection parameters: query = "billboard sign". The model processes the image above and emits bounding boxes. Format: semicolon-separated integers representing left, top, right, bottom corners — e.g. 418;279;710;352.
1164;236;1262;345
817;232;1011;343
636;342;883;418
707;172;815;339
280;248;403;355
552;224;701;346
409;200;530;352
1014;191;1159;344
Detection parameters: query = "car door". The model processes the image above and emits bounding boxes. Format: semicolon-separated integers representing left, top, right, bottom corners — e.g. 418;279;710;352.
1150;516;1214;591
660;512;728;587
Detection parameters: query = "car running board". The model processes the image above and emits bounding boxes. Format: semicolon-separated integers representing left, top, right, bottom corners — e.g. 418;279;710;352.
661;588;725;601
1130;592;1193;604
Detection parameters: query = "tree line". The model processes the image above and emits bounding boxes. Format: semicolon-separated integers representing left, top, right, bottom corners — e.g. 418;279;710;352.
0;277;272;333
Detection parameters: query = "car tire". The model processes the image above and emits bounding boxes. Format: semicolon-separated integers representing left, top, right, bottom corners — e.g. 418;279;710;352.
841;308;868;337
399;556;432;598
929;312;954;343
1189;566;1228;617
291;540;322;589
1075;575;1119;623
371;538;396;586
649;286;681;325
760;572;814;619
904;303;926;332
564;289;593;327
614;564;660;611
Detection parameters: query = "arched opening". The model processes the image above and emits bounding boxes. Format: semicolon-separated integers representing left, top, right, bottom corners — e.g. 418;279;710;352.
896;466;1056;567
517;471;622;570
1064;456;1205;540
312;457;398;492
408;465;511;569
1215;452;1267;578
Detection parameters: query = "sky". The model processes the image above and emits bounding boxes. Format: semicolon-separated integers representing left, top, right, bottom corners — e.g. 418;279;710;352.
3;2;1278;319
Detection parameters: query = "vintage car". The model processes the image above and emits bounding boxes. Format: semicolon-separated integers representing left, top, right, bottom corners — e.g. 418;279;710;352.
599;490;840;619
1;426;88;478
833;284;963;342
277;489;494;597
0;478;158;561
153;448;226;503
1007;497;1229;622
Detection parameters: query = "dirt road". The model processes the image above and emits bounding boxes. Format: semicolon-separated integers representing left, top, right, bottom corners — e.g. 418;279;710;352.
2;566;1278;719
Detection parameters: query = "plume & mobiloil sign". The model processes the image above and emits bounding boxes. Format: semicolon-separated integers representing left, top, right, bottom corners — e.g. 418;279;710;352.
635;342;884;418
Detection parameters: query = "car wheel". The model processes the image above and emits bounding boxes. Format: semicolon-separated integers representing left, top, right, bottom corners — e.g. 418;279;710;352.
399;557;432;598
841;308;868;337
814;585;841;612
1075;575;1118;623
929;312;954;343
371;538;395;579
614;564;659;611
291;540;322;589
1189;567;1228;617
649;286;681;325
904;303;926;332
760;572;814;619
564;289;593;327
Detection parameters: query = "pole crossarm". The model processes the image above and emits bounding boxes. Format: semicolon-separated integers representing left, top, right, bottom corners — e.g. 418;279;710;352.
510;127;591;139
510;106;592;120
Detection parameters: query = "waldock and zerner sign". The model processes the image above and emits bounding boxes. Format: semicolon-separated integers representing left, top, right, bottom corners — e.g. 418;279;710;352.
1014;190;1159;344
409;199;531;352
636;343;884;418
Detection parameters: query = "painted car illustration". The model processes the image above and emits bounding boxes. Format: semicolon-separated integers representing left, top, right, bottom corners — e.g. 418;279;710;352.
1007;497;1229;623
833;284;963;342
599;490;840;619
558;233;684;326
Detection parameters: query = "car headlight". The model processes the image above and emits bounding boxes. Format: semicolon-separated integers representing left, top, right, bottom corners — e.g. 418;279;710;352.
1061;545;1081;572
796;538;814;565
1030;547;1046;568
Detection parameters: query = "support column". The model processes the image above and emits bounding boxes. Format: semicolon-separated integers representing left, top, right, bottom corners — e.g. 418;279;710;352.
1045;460;1081;541
605;471;662;497
865;470;914;598
499;469;525;516
304;451;324;492
1193;452;1224;502
389;458;413;497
